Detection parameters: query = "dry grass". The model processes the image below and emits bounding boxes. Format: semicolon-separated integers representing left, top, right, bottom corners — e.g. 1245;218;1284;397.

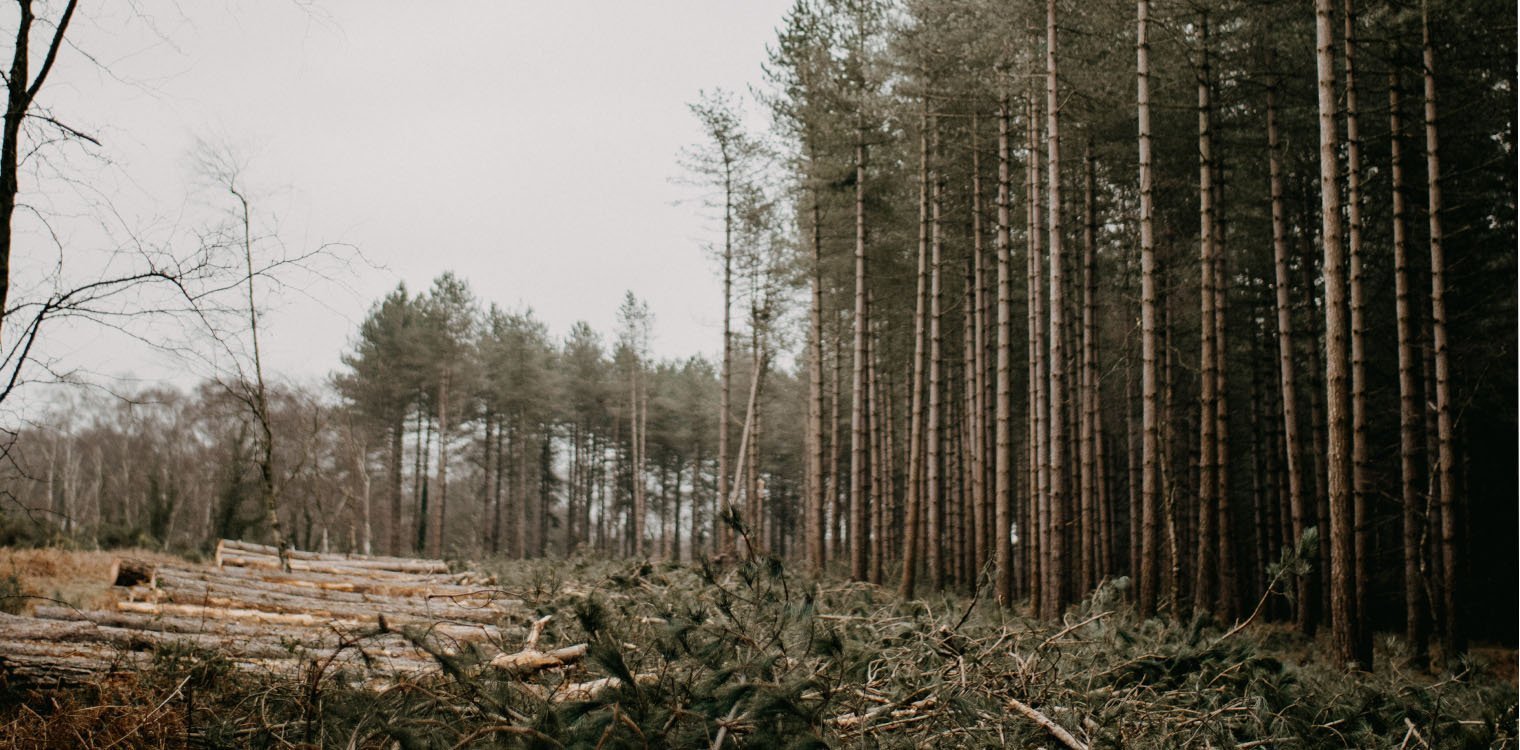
0;675;189;750
0;547;186;613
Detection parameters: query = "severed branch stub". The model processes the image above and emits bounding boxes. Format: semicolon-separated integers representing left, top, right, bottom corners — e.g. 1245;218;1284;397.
1007;697;1088;750
490;643;588;676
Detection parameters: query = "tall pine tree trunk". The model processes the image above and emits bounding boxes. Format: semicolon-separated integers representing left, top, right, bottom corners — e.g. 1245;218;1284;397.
1079;141;1099;594
1136;0;1162;618
1027;92;1050;617
829;331;844;562
969;115;990;581
1194;20;1220;614
927;116;946;591
1043;0;1068;616
1269;62;1312;634
849;133;871;581
1422;1;1461;659
719;169;734;557
430;373;450;559
1315;0;1363;668
901;117;931;599
1344;0;1372;660
1389;71;1428;664
1212;155;1236;619
808;152;828;570
994;96;1016;607
389;419;404;556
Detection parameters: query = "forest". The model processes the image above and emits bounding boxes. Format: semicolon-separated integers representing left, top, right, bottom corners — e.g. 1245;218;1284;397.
0;0;1515;746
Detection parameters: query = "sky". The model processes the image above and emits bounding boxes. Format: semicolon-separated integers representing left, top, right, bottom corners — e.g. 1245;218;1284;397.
12;0;794;392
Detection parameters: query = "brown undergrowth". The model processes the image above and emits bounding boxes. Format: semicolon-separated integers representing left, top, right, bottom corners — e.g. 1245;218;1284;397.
0;548;1514;749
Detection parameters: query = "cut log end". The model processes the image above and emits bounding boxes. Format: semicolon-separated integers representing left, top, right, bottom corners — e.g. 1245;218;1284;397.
110;559;155;588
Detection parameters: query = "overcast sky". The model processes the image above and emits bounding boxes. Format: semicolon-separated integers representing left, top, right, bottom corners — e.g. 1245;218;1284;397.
16;1;793;391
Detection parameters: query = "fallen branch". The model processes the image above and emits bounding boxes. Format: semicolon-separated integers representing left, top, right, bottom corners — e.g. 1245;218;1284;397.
1038;611;1111;651
1007;698;1088;750
523;673;658;702
829;695;938;732
489;643;589;676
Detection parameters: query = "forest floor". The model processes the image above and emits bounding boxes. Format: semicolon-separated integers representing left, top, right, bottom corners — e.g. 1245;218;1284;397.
0;549;1514;749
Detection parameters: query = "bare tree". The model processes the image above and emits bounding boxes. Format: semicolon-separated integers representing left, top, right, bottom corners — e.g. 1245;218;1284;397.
1;0;80;352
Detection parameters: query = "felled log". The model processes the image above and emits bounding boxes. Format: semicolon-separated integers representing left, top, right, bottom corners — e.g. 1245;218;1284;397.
33;606;522;650
0;611;316;660
215;539;449;575
217;551;445;578
147;570;516;621
0;640;150;684
113;600;506;644
116;557;488;597
188;561;485;596
218;539;448;569
23;608;474;661
119;578;507;626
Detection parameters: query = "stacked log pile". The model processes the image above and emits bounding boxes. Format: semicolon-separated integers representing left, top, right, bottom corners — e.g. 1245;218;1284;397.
0;540;591;692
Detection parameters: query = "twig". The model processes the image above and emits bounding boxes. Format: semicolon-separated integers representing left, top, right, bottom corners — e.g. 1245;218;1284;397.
710;701;742;750
451;724;564;749
1038;611;1111;651
1402;717;1431;749
1007;698;1088;750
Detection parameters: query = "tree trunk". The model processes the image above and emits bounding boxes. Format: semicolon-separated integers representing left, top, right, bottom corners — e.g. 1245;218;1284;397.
0;0;79;350
1136;0;1161;619
1388;71;1428;665
414;405;432;555
719;164;734;557
927;116;947;591
1315;0;1362;668
808;151;828;570
1212;157;1236;620
968;114;990;582
829;331;844;563
901;117;931;599
1194;20;1219;615
1079;141;1099;594
1343;0;1372;661
492;420;507;555
430;373;450;559
1268;62;1311;634
1422;1;1461;659
1027;92;1049;617
1044;0;1068;617
389;419;404;556
849;135;871;581
868;329;885;584
994;96;1016;608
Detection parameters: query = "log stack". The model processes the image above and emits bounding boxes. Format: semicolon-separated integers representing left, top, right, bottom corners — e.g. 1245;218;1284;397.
0;539;589;691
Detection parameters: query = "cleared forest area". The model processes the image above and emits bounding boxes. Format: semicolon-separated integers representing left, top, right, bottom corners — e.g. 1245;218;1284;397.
0;546;1514;748
1;0;1516;745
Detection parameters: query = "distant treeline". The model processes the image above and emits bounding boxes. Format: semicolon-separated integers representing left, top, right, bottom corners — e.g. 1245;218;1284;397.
2;274;804;563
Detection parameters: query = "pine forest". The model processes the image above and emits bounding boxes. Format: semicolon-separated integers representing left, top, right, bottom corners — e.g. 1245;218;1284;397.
0;0;1514;747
